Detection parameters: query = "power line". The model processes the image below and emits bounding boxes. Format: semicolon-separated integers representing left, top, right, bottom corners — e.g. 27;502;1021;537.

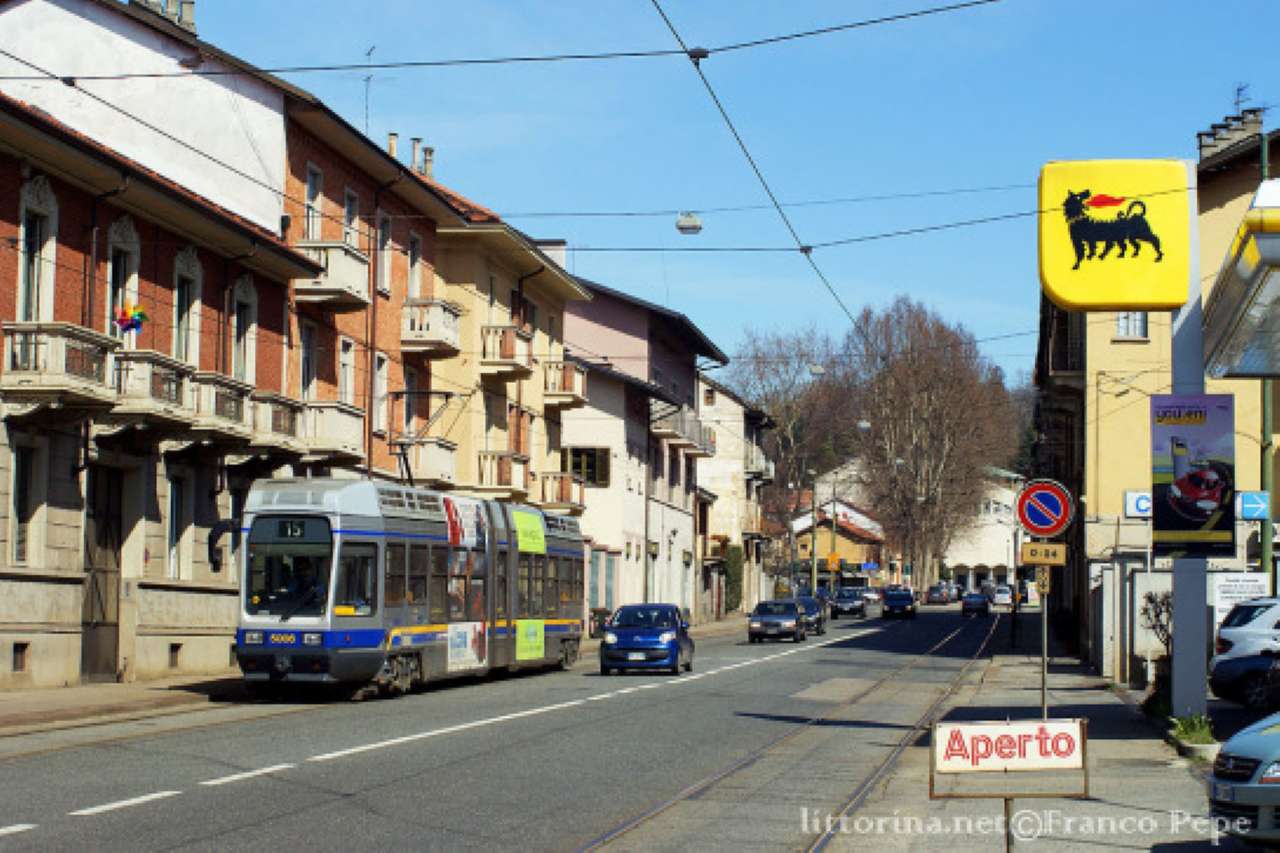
0;0;1004;83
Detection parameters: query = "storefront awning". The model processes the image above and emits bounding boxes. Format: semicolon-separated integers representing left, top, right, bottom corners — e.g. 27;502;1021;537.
1204;179;1280;377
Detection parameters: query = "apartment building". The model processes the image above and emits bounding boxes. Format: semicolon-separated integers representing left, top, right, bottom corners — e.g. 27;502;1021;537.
695;373;774;615
564;279;726;617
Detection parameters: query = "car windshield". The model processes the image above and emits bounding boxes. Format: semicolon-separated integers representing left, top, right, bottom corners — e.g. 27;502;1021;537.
755;601;796;616
836;588;860;599
1222;603;1274;629
797;597;820;614
964;594;985;602
611;606;677;629
244;516;333;618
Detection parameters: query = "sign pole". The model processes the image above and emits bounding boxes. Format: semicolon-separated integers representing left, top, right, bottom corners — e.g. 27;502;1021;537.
1041;588;1049;720
1004;797;1013;852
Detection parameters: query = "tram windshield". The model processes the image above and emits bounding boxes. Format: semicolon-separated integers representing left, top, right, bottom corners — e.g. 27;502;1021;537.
245;516;333;619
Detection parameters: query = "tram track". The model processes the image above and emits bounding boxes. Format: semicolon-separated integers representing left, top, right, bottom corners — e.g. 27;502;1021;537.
577;613;1002;852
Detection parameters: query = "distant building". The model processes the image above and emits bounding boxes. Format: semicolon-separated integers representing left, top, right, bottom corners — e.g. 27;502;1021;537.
941;468;1024;591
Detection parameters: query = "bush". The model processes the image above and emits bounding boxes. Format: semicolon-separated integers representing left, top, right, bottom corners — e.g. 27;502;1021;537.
1171;714;1215;745
725;545;744;612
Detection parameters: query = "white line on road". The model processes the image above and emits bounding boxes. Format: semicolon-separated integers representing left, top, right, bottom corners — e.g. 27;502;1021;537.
69;791;182;816
199;764;295;787
0;824;36;837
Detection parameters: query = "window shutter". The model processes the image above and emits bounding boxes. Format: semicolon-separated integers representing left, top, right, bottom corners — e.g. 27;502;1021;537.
596;449;610;488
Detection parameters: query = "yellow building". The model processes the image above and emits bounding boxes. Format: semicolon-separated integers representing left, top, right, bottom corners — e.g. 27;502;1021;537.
1035;110;1274;679
792;500;886;586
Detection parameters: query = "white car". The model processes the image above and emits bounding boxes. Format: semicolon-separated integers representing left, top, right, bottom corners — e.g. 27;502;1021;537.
1213;599;1280;668
992;585;1013;607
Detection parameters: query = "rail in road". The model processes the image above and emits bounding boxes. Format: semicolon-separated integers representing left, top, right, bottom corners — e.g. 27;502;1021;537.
580;612;1002;852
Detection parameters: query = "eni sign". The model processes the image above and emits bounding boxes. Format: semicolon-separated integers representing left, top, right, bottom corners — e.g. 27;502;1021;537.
1039;159;1194;310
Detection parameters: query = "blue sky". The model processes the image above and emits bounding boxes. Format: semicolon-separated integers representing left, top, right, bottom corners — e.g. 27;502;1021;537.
196;0;1280;382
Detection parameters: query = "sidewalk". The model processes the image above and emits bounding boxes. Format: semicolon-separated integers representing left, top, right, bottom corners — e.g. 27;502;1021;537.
829;609;1239;851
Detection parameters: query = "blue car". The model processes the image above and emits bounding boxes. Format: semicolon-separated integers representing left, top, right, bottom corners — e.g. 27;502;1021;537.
1210;654;1280;710
599;604;694;676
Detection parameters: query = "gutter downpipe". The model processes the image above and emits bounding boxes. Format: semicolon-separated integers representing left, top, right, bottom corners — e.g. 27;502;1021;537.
85;173;130;329
368;170;405;477
1262;132;1275;590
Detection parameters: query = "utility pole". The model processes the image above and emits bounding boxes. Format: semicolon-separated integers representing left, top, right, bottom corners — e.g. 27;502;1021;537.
810;483;818;595
363;46;376;136
1262;129;1275;592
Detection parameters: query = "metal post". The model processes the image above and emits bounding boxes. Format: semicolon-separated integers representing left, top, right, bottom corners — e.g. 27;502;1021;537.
1262;132;1274;593
1004;797;1013;852
1042;588;1049;720
810;484;818;594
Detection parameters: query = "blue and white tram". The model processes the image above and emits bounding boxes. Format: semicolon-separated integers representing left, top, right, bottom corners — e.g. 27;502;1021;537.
231;478;585;693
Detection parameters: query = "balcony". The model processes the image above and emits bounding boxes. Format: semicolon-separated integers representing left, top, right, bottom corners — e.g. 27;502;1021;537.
0;322;118;414
686;424;716;459
539;472;585;515
480;325;533;378
653;405;707;451
474;450;530;499
250;392;306;455
110;349;195;429
302;400;365;462
402;298;461;356
543;361;588;409
392;435;457;488
294;241;370;310
191;372;254;442
745;444;767;478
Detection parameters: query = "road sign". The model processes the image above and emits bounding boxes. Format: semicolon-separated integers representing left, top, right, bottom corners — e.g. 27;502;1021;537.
1021;541;1066;566
1016;480;1074;538
827;553;840;571
1239;491;1271;522
1037;566;1051;595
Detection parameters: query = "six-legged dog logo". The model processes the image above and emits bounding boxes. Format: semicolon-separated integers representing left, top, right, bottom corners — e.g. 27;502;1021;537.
1063;190;1163;270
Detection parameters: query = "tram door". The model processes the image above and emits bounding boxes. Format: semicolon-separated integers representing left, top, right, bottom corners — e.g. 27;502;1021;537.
384;541;409;630
486;503;514;669
82;465;122;681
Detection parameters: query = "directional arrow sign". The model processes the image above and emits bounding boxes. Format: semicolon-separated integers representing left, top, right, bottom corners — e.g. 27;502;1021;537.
1016;480;1074;539
1239;491;1271;522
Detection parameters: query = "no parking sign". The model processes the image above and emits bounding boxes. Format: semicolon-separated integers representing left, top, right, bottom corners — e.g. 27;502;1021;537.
1016;480;1074;539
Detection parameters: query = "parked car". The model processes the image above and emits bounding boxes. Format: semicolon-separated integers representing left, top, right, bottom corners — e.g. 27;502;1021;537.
796;596;828;636
1210;654;1280;710
992;585;1014;608
1209;710;1280;845
1214;599;1280;668
599;603;694;676
830;586;866;618
749;600;806;643
961;592;991;617
925;585;949;605
882;589;916;619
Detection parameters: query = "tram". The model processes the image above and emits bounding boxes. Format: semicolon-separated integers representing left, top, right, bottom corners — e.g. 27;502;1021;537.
228;478;585;693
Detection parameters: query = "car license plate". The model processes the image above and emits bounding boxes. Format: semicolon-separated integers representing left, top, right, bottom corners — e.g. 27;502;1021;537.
627;652;645;661
766;627;778;634
1213;782;1234;802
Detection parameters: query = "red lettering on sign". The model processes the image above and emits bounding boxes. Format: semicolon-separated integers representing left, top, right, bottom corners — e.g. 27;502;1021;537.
1052;732;1076;757
995;734;1017;759
944;729;969;762
971;735;993;766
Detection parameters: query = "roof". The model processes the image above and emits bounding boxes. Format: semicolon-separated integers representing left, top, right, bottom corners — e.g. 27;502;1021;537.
574;276;729;365
0;90;320;279
699;372;774;427
566;353;679;406
1198;128;1280;175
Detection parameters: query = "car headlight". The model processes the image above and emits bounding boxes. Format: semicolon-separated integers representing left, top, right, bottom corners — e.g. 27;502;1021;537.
1170;484;1182;499
303;632;323;646
658;631;676;644
1261;762;1280;784
749;621;762;628
604;631;618;645
781;620;796;628
243;631;263;645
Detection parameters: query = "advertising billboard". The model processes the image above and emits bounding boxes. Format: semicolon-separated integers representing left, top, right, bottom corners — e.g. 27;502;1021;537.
1150;394;1235;557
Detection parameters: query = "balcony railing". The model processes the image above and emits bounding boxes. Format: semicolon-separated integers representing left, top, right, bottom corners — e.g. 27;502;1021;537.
250;392;305;454
393;435;458;487
539;472;585;514
653;405;713;455
0;322;119;410
745;443;767;477
480;325;533;377
294;241;370;309
191;372;254;440
112;349;195;425
303;400;365;461
543;361;588;408
476;450;530;495
402;298;461;356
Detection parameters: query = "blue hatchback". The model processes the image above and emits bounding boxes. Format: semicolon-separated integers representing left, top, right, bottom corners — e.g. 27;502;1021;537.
599;604;694;676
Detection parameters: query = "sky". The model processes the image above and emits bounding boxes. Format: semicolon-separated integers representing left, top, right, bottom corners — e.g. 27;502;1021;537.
190;0;1280;384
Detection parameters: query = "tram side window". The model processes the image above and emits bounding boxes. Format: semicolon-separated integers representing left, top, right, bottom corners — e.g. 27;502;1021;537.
447;549;467;622
518;554;532;618
545;557;559;617
531;555;546;618
428;546;448;623
409;545;430;606
334;542;377;616
467;549;486;622
495;549;509;619
385;542;406;608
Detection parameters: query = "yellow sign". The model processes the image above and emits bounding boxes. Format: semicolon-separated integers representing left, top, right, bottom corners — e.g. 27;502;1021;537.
1020;541;1067;566
1039;159;1192;310
512;510;546;554
515;619;545;660
827;553;840;571
1037;566;1052;595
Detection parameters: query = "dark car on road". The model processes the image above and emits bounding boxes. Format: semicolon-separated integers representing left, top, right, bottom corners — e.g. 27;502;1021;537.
925;585;949;605
796;596;828;636
749;600;806;643
599;604;694;676
882;588;916;619
961;592;991;618
830;587;866;618
1210;654;1280;710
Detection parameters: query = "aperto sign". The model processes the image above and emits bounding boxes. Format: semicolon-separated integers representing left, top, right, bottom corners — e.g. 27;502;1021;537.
1039;159;1193;310
933;720;1085;774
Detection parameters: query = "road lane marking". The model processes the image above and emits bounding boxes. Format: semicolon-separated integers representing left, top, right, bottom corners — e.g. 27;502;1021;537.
305;629;875;765
69;791;181;816
199;764;295;787
0;825;36;837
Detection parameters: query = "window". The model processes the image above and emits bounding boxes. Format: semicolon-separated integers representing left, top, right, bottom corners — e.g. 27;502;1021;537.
19;210;48;324
468;551;486;622
408;233;422;298
704;387;716;406
403;366;417;432
300;322;317;401
339;338;355;406
409;545;430;606
377;214;391;294
566;448;610;487
429;547;448;622
231;277;257;383
495;551;508;619
12;642;28;673
167;474;186;579
1115;311;1148;339
518;553;532;617
531;555;545;618
305;166;322;240
173;247;201;366
174;274;194;362
233;299;252;380
373;352;388;432
447;550;468;621
343;189;359;246
12;446;34;564
335;542;377;616
18;176;57;324
385;542;406;608
545;558;559;616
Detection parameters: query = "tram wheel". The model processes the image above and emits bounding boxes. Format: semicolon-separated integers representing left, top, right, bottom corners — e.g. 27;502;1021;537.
559;641;580;671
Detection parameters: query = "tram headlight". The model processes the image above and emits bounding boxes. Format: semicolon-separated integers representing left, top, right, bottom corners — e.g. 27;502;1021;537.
603;631;618;645
244;631;263;645
303;632;323;646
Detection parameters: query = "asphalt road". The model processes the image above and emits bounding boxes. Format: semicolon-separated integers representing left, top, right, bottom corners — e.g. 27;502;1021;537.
0;606;998;852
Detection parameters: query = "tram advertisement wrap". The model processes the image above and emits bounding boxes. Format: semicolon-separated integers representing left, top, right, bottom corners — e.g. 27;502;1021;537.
513;510;547;554
515;619;545;660
447;622;486;671
1150;394;1235;557
444;496;488;549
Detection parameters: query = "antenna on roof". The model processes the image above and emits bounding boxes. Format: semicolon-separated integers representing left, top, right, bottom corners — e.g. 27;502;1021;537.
1235;82;1251;114
363;45;376;136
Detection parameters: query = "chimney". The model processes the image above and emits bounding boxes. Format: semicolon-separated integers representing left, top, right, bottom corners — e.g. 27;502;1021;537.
387;132;398;160
129;0;195;33
1198;111;1266;161
422;146;435;179
177;0;196;32
410;137;422;174
535;239;568;269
